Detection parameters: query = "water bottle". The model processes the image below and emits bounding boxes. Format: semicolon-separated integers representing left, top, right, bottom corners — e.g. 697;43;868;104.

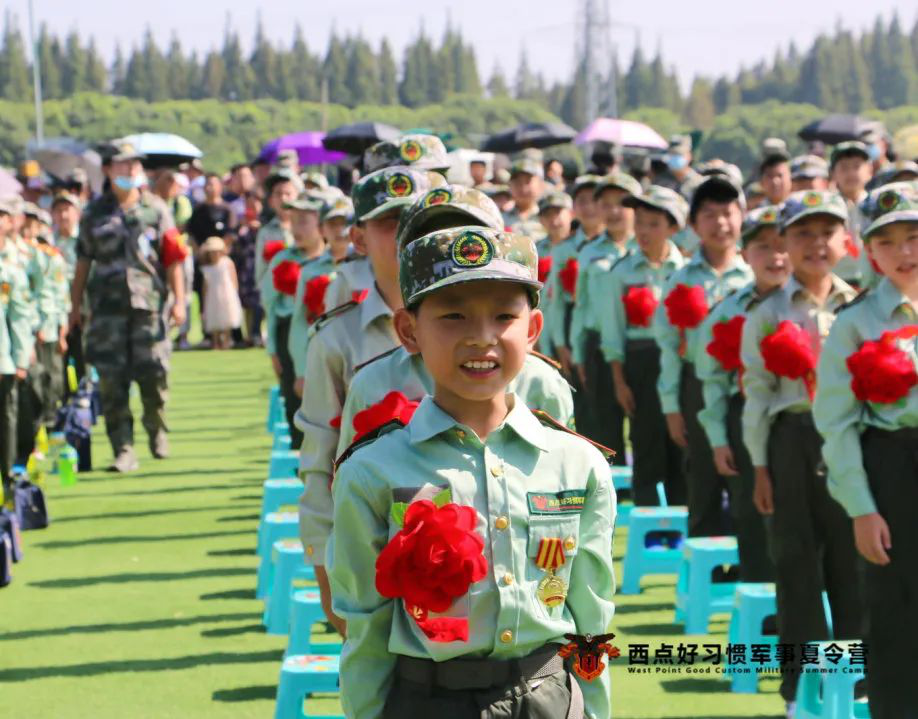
58;447;78;487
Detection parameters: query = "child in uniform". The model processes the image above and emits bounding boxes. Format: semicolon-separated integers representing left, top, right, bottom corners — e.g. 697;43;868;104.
813;183;918;718
538;191;576;365
328;224;616;719
830;141;876;289
741;190;865;714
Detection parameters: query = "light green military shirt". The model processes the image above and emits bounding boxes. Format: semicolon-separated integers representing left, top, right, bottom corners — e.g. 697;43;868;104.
328;394;615;719
653;250;752;414
542;235;581;353
289;251;339;379
261;246;317;355
569;233;635;365
596;241;684;364
34;243;70;340
0;242;35;373
834;192;875;288
254;216;293;287
54;230;79;279
814;277;918;517
296;283;399;564
740;274;857;467
503;205;547;243
694;283;764;448
325;254;375;309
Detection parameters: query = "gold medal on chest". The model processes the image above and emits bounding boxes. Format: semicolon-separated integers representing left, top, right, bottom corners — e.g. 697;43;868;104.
534;537;568;608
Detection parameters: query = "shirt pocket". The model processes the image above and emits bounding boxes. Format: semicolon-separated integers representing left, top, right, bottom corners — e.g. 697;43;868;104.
526;514;581;620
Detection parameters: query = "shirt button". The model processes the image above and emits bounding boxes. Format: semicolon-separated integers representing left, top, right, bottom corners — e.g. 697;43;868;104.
490;465;503;477
494;516;509;530
305;545;314;556
500;630;514;643
564;536;576;552
502;573;514;586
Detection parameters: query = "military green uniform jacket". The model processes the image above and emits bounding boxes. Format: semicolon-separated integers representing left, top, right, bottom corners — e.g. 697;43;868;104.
542;235;580;353
835;192;875;288
813;277;918;517
4;238;43;331
261;245;322;356
289;251;339;378
254;216;293;287
54;229;79;279
35;243;70;340
327;394;615;719
0;247;34;373
503;205;547;243
325;254;375;309
740;274;856;467
296;283;399;563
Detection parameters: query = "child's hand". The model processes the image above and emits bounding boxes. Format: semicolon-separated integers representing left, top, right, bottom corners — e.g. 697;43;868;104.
613;376;636;417
270;354;283;378
294;377;304;397
665;412;688;448
854;512;891;566
753;467;773;515
713;446;739;476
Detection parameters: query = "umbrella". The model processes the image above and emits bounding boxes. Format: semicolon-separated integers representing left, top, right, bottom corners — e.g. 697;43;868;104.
256;131;347;166
0;167;22;196
322;122;400;155
120;132;203;169
28;137;104;193
574;118;667;150
480;122;577;153
893;124;918;160
798;115;880;145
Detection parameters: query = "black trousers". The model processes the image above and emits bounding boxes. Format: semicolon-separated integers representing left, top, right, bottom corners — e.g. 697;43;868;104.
726;393;775;583
624;341;685;505
679;363;732;537
64;324;85;399
0;375;17;496
16;341;62;463
274;316;302;449
583;330;625;465
767;411;865;702
861;427;918;719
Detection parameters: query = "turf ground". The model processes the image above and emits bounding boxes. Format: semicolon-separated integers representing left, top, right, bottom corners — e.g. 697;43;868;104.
1;347;785;718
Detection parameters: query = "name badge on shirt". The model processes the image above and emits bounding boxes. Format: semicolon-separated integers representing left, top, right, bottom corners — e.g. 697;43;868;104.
527;490;586;515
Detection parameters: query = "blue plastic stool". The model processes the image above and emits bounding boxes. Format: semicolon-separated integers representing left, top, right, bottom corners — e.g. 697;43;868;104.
267;385;283;433
724;583;778;692
795;640;869;719
620;506;688;594
273;654;343;719
616;480;666;529
288;588;343;656
265;540;306;633
674;536;739;634
270;450;300;479
256;515;300;599
260;479;303;524
611;466;632;492
274;431;292;451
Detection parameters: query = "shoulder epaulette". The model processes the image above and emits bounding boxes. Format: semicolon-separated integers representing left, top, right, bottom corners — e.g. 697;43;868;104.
608;253;630;272
311;298;361;331
527;350;562;371
334;419;406;471
354;346;401;374
835;289;871;315
530;409;616;462
340;253;365;264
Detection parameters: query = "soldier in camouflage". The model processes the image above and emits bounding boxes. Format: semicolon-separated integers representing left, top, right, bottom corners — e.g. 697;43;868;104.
68;141;188;472
362;134;451;176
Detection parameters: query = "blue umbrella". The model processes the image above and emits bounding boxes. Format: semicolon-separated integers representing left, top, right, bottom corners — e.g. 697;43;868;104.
120;133;203;168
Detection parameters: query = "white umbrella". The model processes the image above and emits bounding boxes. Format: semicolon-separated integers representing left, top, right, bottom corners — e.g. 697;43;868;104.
28;137;104;193
574;118;668;150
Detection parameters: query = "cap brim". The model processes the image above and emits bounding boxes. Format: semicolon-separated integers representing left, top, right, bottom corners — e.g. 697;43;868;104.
780;207;849;232
863;210;918;240
359;197;414;221
400;205;500;247
623;196;684;228
405;264;542;307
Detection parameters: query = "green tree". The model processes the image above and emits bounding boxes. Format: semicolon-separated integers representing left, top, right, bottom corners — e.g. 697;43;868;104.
682;77;716;129
323;32;350;106
623;45;651;112
884;14;917;107
346;36;379;105
165;35;190;99
250;15;279;99
221;25;254;101
486;64;510;99
0;13;31;101
199;50;225;99
514;48;538;100
141;28;169;102
61;31;86;95
399;31;435;107
110;45;126;95
85;38;108;93
288;25;319;101
37;26;62;100
378;39;398;104
559;59;587;128
712;77;740;113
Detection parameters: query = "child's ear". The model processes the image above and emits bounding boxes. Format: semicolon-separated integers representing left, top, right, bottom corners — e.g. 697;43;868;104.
394;307;421;354
351;225;367;254
527;307;544;350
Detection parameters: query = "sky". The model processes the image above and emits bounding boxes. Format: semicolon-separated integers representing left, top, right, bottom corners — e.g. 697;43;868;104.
15;0;917;90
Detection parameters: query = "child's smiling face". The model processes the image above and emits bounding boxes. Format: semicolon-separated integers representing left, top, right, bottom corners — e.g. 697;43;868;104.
783;215;846;280
867;222;918;291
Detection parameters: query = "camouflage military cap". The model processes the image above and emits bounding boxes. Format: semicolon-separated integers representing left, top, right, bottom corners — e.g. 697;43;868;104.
570;174;604;198
400;226;541;307
698;159;744;186
397;185;504;250
320;196;354;224
538;190;573;214
745;180;764;197
301;171;329;190
860;181;918;222
790;154;829;180
760;137;790;163
364;134;451;174
352;166;433;222
509;154;544;179
778;190;848;231
667;134;692;155
594;171;642;199
68;167;88;185
0;196;18;215
109;140;145;163
830;141;870;167
51;191;82;210
480;182;510;198
22;202;41;219
862;184;918;241
689;175;746;221
493;168;511;185
284;193;324;212
624;185;689;229
264;168;304;194
741;205;780;245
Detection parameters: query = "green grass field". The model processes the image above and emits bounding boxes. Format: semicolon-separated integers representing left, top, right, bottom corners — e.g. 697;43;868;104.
1;347;786;718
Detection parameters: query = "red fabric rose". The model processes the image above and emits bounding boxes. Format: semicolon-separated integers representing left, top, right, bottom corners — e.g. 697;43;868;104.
404;605;470;642
262;240;285;263
707;315;745;372
272;259;301;296
159;228;189;268
538;256;552;284
760;320;818;400
844;232;860;258
664;283;709;330
847;326;918;404
559;258;579;297
622;286;658;327
376;500;488;614
352;289;369;303
304;274;332;321
352;391;419;442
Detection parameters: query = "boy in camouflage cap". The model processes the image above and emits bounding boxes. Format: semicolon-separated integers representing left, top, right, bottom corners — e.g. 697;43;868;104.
396;184;505;251
790;154;829;192
363;134;451;175
758;138;792;205
503;149;546;243
537;191;575;359
830;141;873;287
328;224;615;719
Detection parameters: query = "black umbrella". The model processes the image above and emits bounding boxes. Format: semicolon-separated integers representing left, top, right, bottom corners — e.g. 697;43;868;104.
322;121;401;155
480;121;577;153
798;114;880;145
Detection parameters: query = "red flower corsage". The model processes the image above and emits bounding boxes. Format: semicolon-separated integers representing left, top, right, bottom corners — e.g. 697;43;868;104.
706;315;745;372
262;240;285;263
664;283;708;356
559;258;579;297
760;320;818;400
304;274;332;321
272;259;301;296
847;326;918;404
538;256;552;284
352;391;419;442
622;286;658;327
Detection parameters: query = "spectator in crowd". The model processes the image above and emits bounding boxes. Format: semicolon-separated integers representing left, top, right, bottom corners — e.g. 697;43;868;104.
229;191;265;346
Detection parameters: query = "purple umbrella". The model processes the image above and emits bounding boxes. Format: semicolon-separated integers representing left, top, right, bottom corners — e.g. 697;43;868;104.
257;132;347;166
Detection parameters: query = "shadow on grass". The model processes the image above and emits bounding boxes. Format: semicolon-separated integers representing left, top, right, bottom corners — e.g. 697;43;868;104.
53;503;255;523
613;602;675;615
200;588;252;601
200;623;264;637
619;622;686;636
232;494;263;501
212;685;278;702
0;649;283;682
30;567;251;588
53;481;252;498
217;513;260;523
36;528;251;549
0;612;259;641
207;547;252;557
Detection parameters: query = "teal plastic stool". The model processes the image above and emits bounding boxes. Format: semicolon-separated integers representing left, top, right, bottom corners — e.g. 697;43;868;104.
611;466;632;492
795;640;869;719
260;479;303;524
620;506;688;594
724;583;778;692
674;536;739;633
265;539;306;633
267;385;284;433
288;589;343;656
270;450;300;479
274;431;292;452
616;480;666;529
273;654;343;719
256;515;300;599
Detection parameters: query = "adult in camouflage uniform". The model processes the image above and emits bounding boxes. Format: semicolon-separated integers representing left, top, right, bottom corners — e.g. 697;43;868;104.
68;142;188;472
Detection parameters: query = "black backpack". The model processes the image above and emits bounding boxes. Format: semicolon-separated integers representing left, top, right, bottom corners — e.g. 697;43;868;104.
14;477;49;530
0;507;23;561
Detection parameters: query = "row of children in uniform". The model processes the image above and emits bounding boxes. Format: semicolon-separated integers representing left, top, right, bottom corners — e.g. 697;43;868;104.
253;131;916;718
1;194;80;506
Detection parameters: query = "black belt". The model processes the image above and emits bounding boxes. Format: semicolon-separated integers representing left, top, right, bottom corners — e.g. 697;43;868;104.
864;425;918;442
625;338;657;352
775;409;814;427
